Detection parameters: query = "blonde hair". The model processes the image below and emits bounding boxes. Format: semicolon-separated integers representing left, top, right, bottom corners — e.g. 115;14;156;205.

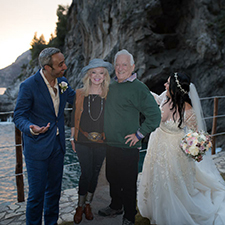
81;67;111;98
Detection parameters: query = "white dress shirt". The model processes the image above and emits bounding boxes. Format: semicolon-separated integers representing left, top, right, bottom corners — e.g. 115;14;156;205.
30;69;60;135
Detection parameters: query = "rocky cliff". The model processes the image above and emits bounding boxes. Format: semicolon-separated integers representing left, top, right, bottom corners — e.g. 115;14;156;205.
63;0;225;147
1;0;225;148
0;51;31;87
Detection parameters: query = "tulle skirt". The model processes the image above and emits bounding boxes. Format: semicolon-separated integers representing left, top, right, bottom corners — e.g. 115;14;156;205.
137;127;225;225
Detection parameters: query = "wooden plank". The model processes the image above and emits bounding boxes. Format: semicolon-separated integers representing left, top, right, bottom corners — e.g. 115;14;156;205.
15;126;25;202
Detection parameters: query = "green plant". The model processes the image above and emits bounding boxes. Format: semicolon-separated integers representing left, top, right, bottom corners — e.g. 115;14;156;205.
30;32;47;60
21;64;27;69
48;5;69;49
29;4;69;61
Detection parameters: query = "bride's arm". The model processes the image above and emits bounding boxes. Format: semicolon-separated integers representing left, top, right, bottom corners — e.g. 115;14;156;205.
150;91;167;105
185;110;198;131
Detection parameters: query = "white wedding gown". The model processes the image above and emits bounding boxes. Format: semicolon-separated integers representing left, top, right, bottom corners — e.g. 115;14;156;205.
138;91;225;225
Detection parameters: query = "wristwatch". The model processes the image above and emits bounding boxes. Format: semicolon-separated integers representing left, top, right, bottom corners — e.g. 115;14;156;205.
70;137;74;141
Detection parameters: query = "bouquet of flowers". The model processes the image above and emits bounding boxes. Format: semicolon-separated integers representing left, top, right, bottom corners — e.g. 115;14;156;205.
180;130;212;162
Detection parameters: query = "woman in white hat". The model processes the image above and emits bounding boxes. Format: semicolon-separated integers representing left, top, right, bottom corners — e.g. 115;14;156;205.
70;59;113;224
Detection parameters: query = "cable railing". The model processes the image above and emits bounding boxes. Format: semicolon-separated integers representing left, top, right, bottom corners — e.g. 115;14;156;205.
0;95;225;203
0;110;14;115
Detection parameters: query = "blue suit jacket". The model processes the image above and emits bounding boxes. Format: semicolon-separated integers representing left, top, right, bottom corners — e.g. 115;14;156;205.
13;70;75;160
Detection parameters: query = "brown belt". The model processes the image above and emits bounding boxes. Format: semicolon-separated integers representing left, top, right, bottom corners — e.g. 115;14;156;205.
79;128;105;143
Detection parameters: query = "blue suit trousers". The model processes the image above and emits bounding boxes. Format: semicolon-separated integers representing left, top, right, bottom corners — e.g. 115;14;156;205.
25;136;64;225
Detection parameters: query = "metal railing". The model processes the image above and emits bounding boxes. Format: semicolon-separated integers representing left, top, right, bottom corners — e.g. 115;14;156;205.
0;96;224;202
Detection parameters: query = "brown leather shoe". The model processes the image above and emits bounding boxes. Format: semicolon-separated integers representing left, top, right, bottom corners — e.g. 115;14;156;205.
84;204;94;220
74;206;83;224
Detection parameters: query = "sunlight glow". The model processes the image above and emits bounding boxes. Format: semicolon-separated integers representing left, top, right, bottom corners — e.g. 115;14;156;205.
0;0;72;70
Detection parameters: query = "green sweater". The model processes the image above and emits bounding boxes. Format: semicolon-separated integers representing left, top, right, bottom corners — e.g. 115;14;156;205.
104;79;161;148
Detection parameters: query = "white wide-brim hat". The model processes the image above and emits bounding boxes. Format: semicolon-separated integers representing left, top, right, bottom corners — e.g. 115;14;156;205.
80;58;114;76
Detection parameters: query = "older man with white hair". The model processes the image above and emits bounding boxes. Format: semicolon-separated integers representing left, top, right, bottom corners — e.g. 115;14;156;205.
98;49;161;225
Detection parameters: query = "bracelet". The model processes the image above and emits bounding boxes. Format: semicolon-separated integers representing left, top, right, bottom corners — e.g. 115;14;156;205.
70;137;74;141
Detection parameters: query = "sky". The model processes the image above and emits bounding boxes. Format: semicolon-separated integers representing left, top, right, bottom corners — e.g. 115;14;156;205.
0;0;72;70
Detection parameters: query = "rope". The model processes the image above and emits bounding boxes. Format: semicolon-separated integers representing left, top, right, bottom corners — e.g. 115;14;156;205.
139;149;146;153
0;172;27;180
0;130;225;150
64;162;80;167
200;96;225;100
0;95;224;177
64;108;72;111
0;111;14;115
0;137;69;149
0;108;72;116
0;96;224;116
0;162;81;180
212;132;225;137
0;144;22;149
204;115;225;120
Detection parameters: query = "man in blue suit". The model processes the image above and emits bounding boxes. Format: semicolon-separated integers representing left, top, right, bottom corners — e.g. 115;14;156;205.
13;47;75;225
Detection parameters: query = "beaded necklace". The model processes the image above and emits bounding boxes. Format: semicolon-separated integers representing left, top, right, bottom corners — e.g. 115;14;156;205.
88;95;103;121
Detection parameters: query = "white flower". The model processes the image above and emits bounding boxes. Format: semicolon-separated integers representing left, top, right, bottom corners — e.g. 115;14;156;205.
182;143;188;151
59;81;68;93
199;134;206;141
191;132;199;137
192;138;199;146
189;145;199;156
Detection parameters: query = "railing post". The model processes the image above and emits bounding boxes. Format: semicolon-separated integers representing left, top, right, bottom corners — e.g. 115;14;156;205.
15;126;25;202
211;97;218;155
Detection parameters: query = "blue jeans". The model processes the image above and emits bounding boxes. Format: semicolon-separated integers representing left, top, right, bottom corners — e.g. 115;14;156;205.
75;143;106;195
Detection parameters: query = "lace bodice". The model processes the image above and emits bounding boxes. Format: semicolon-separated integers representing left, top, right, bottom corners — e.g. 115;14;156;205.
151;91;198;133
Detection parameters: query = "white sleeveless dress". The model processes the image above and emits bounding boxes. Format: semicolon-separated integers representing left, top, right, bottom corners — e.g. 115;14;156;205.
137;91;225;225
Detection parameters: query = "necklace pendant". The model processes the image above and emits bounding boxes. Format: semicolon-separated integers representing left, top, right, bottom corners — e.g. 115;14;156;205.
92;95;98;102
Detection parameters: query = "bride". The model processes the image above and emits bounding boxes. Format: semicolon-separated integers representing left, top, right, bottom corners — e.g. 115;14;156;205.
137;72;225;225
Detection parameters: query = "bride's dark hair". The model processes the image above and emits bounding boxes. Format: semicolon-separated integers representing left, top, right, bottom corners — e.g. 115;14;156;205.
167;72;192;128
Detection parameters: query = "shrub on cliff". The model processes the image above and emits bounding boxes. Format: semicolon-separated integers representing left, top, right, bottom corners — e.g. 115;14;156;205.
30;4;69;61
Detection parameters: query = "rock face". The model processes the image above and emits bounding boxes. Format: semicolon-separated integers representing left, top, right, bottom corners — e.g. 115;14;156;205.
0;51;31;87
0;60;38;121
0;50;32;120
63;0;225;148
2;0;225;148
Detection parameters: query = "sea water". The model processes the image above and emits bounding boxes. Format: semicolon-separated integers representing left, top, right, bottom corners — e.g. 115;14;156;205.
0;123;81;206
0;122;221;207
